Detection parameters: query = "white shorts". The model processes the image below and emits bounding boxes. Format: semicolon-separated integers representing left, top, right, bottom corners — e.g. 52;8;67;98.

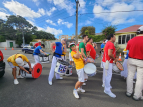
8;62;16;68
69;52;73;61
76;68;85;82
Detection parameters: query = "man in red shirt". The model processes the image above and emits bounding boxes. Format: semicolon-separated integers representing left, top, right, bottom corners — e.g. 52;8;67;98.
102;34;117;98
34;40;41;48
126;26;143;101
86;38;96;60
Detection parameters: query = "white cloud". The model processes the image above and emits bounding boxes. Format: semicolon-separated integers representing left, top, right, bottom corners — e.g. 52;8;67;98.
27;20;35;26
0;12;9;20
85;20;92;25
45;26;63;36
57;19;73;28
93;1;143;25
3;0;41;18
79;0;86;13
46;19;56;26
0;8;7;12
47;0;75;16
32;0;40;6
38;8;45;15
46;7;56;16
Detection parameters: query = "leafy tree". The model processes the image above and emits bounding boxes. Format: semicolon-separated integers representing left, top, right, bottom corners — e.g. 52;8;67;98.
102;25;116;39
80;26;95;36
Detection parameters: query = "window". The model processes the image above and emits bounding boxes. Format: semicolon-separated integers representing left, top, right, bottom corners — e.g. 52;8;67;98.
131;34;135;39
118;34;136;44
122;35;126;44
118;36;121;44
126;34;130;43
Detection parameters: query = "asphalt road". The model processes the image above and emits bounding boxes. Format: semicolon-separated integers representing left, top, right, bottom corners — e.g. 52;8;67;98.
0;49;143;107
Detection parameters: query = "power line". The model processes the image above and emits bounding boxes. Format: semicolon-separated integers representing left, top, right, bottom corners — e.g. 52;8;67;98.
80;10;143;15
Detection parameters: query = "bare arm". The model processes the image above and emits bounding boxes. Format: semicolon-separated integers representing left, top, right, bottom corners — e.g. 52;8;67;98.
81;48;87;59
40;50;47;55
27;62;32;71
63;45;67;52
108;49;118;62
51;42;56;53
19;66;29;74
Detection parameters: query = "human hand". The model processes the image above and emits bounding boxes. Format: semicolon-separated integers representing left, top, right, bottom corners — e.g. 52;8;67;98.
26;71;29;74
29;68;32;72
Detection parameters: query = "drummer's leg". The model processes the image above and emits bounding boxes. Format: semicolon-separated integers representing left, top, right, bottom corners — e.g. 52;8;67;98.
104;63;116;98
102;62;106;87
34;55;40;64
48;56;57;82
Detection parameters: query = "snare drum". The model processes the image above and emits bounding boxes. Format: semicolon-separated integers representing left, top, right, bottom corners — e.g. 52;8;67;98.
65;65;72;76
55;60;70;75
112;61;124;73
20;63;42;78
84;63;96;77
39;52;50;63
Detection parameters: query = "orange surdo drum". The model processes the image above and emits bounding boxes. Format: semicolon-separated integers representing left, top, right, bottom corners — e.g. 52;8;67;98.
112;61;124;73
20;63;42;78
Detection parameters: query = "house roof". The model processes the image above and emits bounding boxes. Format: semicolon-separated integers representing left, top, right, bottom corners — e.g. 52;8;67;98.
115;25;143;34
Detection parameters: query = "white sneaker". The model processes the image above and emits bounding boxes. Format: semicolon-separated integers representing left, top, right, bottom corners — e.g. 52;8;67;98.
49;81;52;85
83;83;86;86
17;75;24;79
104;90;116;98
77;88;85;93
14;79;19;85
56;77;63;80
102;84;105;87
73;90;79;99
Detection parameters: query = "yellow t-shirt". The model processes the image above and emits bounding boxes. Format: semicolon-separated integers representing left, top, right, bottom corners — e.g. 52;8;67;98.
61;45;66;56
7;54;29;66
71;51;84;70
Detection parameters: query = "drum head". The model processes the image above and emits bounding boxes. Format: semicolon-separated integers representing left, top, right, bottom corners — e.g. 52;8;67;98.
32;63;42;78
84;63;96;74
116;62;124;71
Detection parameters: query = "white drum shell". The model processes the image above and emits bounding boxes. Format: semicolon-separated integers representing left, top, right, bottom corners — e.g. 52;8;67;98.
55;61;67;75
84;63;96;77
39;55;50;63
20;63;35;78
112;63;121;73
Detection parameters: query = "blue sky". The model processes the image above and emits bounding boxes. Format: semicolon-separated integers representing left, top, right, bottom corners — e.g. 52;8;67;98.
0;0;143;39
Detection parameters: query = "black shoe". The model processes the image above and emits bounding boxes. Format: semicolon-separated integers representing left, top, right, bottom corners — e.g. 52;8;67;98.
126;92;132;97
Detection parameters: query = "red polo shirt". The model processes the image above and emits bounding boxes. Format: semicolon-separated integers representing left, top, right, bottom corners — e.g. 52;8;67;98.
126;36;143;60
102;41;116;63
34;43;41;48
86;42;96;59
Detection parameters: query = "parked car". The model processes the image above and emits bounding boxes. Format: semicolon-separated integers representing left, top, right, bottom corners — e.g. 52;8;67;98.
22;46;35;54
21;44;29;48
0;50;5;78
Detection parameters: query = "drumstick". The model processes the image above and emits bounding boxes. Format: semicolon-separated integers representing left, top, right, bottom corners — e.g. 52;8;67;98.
116;47;120;52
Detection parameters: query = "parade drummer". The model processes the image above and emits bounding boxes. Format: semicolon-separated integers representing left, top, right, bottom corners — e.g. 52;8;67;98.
70;43;86;99
86;38;96;61
7;54;32;85
33;44;47;64
48;38;66;86
126;26;143;101
34;40;41;48
102;34;118;98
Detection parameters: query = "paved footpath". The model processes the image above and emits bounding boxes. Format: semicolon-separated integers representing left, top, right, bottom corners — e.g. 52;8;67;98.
0;49;143;107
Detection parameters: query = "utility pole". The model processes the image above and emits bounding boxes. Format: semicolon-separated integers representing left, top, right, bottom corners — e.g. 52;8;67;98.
21;24;25;47
75;0;79;44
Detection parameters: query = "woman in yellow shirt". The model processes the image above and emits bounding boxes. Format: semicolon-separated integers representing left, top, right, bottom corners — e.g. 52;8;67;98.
7;54;32;85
